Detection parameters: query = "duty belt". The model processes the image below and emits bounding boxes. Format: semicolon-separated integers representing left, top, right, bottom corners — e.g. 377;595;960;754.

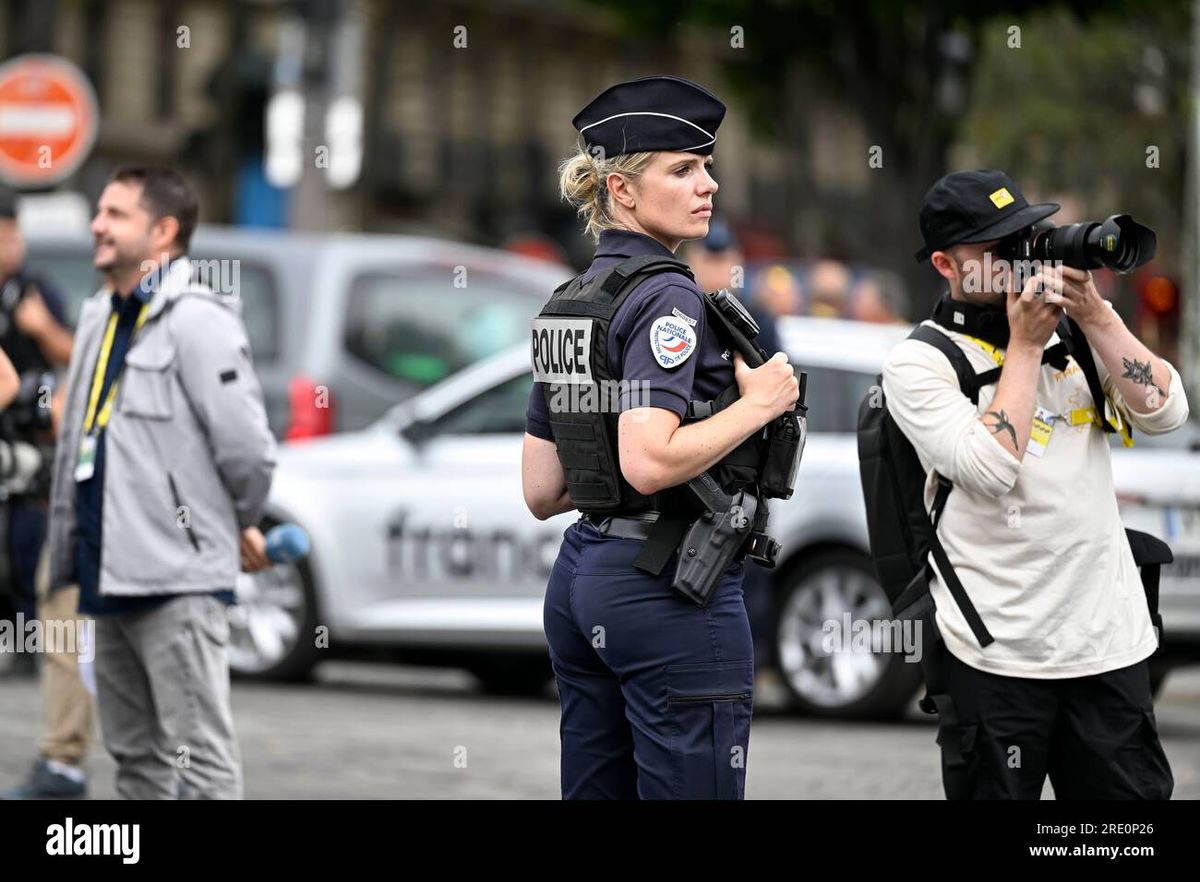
581;511;660;540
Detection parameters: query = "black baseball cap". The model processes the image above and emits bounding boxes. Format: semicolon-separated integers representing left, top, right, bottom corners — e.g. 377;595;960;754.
573;75;726;158
914;169;1059;262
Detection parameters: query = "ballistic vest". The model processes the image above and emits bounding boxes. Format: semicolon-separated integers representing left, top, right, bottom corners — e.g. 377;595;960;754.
531;255;765;515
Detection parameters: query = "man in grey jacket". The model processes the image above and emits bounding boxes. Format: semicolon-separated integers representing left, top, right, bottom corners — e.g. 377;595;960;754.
46;166;276;799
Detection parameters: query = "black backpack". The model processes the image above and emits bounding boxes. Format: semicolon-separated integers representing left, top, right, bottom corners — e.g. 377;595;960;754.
857;321;1170;660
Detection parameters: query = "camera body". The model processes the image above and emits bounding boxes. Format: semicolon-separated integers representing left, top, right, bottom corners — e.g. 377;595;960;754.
4;370;55;437
0;370;55;499
995;214;1156;274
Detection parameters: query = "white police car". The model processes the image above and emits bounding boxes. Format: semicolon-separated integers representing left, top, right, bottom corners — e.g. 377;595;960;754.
237;317;1200;718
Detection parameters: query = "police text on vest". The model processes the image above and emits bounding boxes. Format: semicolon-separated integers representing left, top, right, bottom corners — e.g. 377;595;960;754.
531;318;594;383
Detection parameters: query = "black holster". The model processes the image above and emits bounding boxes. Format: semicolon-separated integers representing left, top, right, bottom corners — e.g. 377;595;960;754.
648;473;779;608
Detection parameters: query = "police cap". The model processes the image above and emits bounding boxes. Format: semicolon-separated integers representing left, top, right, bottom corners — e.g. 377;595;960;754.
573;75;726;158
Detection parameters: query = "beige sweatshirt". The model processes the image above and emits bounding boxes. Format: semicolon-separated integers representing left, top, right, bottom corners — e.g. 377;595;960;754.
881;315;1189;678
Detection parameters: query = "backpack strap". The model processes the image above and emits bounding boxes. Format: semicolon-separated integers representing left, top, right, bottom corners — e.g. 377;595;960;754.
901;325;998;648
910;324;982;402
912;322;1073;404
891;474;995;648
925;476;995;647
1060;314;1118;435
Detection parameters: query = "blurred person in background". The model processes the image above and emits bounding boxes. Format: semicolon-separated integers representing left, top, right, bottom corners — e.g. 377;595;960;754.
0;186;74;679
751;263;803;322
806;258;851;318
44;167;275;799
503;232;571;268
683;215;780;356
0;346;17;407
0;189;73;369
0;187;91;798
850;270;905;324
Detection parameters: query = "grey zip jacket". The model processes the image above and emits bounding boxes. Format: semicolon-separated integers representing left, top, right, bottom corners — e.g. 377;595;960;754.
47;257;276;596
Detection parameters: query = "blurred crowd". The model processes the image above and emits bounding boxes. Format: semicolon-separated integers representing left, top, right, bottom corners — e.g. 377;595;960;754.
686;217;907;327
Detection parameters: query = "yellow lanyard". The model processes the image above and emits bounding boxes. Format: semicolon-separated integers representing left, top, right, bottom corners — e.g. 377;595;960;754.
83;303;151;434
959;334;1133;447
960;334;1005;367
1066;403;1135;447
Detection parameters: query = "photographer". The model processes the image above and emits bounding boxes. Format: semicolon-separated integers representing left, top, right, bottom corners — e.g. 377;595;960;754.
0;187;73;646
0;188;92;799
0;189;73;371
882;170;1189;799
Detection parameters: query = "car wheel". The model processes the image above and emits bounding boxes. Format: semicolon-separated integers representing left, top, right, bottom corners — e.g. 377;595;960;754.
228;521;320;682
774;548;922;719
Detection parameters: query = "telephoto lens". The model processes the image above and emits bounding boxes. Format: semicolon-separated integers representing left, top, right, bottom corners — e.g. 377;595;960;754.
1031;214;1156;273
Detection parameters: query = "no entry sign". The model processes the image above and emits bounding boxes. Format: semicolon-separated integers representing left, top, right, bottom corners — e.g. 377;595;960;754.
0;54;99;187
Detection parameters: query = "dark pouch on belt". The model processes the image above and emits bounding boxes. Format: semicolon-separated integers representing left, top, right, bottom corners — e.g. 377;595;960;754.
759;410;804;500
759;369;807;500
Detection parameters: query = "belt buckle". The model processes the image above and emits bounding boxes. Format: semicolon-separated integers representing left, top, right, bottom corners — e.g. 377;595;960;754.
582;513;612;534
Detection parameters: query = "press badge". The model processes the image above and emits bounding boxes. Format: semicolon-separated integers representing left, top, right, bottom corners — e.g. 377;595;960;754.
1026;407;1055;458
74;434;98;482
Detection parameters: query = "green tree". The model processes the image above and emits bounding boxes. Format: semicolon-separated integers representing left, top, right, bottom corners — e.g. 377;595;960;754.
583;0;1187;312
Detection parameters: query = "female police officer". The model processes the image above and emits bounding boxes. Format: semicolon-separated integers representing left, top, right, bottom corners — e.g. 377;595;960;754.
521;76;799;799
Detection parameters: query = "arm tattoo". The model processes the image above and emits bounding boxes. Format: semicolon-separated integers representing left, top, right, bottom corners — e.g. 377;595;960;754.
984;409;1018;448
1121;356;1166;396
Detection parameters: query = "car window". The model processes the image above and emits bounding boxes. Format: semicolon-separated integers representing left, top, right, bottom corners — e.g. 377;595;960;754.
344;269;539;387
843;368;881;431
427;372;533;436
24;248;280;362
791;365;878;434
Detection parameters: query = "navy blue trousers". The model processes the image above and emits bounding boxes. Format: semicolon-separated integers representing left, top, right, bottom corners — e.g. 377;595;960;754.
543;519;754;800
6;502;45;618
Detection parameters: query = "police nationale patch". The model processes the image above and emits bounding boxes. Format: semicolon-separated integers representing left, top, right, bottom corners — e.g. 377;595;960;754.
649;316;696;369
